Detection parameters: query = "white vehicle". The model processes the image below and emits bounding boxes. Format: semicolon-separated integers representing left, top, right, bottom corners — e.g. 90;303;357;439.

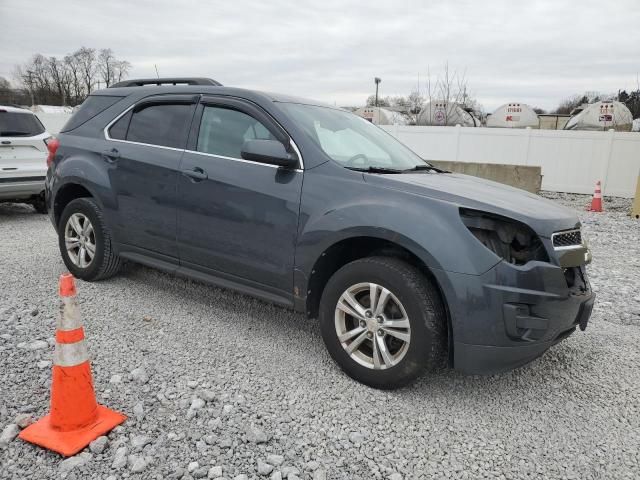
487;103;540;128
564;101;633;132
354;107;409;126
416;101;481;127
0;106;51;213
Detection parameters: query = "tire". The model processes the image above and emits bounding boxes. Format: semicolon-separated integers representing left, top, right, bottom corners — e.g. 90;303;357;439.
318;256;447;389
31;193;47;214
58;197;121;281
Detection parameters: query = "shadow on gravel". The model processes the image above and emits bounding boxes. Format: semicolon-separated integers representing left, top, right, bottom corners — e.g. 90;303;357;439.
0;202;41;218
111;261;590;402
115;261;318;339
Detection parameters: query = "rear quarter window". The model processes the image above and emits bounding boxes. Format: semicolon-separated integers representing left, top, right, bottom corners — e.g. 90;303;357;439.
0;110;45;137
61;95;124;132
125;103;193;148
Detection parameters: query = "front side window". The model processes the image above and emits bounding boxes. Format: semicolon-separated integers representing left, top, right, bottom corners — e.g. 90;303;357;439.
125;103;193;149
196;106;276;159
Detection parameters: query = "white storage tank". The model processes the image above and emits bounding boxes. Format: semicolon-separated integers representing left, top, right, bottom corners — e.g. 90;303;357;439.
487;103;539;128
416;101;480;127
354;107;409;125
564;101;633;132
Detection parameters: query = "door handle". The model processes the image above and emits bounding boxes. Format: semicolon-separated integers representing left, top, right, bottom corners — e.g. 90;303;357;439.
181;167;208;181
102;148;120;163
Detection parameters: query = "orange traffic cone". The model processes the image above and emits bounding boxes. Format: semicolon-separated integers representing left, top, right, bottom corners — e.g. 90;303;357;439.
588;180;603;212
19;273;126;456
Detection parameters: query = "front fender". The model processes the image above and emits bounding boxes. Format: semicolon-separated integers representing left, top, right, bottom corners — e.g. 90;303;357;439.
294;161;500;279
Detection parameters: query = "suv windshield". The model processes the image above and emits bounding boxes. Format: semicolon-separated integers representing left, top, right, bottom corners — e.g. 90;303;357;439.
280;103;432;171
0;110;45;137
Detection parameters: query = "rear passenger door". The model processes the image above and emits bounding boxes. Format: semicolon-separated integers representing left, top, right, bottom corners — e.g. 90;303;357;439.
176;96;303;296
104;95;197;259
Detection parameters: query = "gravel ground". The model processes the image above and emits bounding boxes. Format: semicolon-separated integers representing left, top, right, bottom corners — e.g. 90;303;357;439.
0;193;638;480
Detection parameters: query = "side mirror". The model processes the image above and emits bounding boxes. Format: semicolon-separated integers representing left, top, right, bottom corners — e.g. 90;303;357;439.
241;139;298;169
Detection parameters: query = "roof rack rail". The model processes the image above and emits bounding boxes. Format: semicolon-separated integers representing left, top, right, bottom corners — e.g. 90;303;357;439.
109;77;222;88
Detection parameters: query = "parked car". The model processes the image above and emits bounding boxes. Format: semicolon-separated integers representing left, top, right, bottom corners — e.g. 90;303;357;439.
45;78;595;389
0;105;51;212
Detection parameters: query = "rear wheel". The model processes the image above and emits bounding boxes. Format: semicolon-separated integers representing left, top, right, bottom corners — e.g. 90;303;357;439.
319;256;447;389
31;193;47;214
58;198;121;280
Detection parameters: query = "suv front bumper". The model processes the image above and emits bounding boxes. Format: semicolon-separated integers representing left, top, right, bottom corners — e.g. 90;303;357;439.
433;260;595;375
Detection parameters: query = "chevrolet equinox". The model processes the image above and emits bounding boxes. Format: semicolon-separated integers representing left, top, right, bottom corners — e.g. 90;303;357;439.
45;78;595;389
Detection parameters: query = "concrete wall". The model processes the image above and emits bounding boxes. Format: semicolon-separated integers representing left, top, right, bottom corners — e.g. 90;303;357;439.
430;161;542;193
382;125;640;198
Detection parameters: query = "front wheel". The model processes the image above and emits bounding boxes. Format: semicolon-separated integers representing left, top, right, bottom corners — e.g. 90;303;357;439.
319;256;447;389
58;197;121;281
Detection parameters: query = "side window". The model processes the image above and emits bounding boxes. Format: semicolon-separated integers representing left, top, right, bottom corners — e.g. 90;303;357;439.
108;110;132;140
126;103;193;148
196;106;276;159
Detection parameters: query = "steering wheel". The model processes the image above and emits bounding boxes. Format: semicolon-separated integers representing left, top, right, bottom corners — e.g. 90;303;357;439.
345;154;369;167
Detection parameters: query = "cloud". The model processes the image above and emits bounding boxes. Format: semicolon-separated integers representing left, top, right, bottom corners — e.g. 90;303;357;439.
1;0;638;111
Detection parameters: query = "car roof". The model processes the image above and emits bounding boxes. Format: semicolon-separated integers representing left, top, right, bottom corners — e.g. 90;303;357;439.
92;85;337;110
0;105;35;114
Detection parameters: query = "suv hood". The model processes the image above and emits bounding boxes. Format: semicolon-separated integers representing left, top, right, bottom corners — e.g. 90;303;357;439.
364;172;579;238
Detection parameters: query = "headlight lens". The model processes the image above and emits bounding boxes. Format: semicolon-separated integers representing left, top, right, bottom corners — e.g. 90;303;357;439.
460;208;549;265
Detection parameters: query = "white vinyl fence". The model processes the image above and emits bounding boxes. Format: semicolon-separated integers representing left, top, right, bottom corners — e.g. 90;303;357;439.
382;125;640;198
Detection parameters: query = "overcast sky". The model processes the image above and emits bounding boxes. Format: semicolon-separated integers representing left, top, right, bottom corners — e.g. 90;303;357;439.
1;0;638;111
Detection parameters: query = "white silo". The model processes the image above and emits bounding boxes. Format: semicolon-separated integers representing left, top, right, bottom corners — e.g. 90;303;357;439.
487;103;539;128
354;107;409;126
564;101;633;132
416;101;480;127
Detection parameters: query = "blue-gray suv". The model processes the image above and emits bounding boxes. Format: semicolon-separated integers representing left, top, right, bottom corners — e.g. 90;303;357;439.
46;78;595;389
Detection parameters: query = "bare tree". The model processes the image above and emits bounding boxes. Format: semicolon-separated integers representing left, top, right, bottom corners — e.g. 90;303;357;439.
11;47;131;106
423;62;479;125
48;57;70;105
65;53;84;103
75;47;97;93
114;60;131;83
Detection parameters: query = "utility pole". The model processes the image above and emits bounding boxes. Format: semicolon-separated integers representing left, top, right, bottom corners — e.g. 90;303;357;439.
25;70;35;107
374;77;381;107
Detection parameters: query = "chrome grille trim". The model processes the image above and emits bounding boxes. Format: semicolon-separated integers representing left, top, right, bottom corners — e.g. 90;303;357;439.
552;229;583;250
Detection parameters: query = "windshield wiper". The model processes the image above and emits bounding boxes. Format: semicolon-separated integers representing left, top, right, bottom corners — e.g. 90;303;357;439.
402;164;446;173
346;166;405;174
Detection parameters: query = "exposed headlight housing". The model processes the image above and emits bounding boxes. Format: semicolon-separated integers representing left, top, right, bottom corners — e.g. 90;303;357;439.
460;208;549;265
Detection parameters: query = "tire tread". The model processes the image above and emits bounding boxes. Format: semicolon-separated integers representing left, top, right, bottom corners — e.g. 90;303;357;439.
59;197;121;281
319;255;447;389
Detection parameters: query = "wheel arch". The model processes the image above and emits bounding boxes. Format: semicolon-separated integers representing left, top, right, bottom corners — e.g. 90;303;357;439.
302;234;451;357
53;181;100;229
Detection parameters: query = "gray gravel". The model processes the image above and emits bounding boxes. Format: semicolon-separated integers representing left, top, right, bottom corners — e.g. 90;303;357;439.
0;193;638;479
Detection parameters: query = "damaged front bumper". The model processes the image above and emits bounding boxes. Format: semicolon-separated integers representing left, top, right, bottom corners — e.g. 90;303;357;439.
434;245;595;375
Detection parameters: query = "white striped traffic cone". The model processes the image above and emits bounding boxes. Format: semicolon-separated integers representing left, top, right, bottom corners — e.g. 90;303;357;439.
19;273;126;456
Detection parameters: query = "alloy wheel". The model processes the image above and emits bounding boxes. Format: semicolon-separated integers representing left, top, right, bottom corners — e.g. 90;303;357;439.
64;213;96;268
334;282;411;370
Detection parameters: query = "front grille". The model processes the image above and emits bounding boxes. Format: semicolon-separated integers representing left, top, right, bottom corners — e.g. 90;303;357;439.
552;229;582;248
